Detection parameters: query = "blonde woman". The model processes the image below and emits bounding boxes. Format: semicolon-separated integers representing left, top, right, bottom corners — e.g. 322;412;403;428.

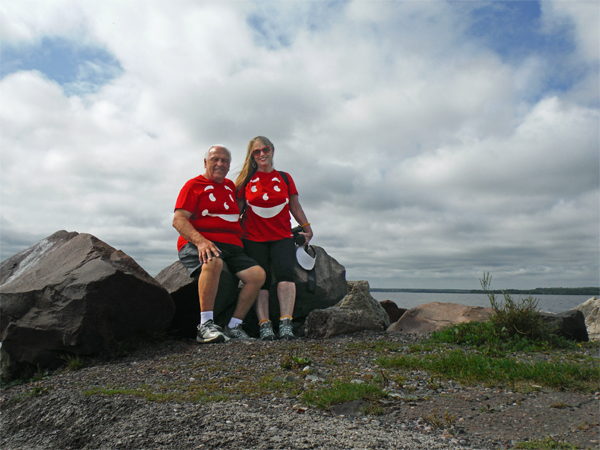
235;136;313;340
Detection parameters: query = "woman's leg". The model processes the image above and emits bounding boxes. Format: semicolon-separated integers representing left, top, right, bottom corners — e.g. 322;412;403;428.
254;289;270;322
270;238;297;317
277;281;296;317
242;240;271;323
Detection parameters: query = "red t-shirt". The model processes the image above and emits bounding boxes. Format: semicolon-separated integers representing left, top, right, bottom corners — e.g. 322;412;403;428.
237;170;298;242
174;175;243;251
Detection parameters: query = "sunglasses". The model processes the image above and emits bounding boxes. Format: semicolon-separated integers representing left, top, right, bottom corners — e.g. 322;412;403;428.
252;146;271;157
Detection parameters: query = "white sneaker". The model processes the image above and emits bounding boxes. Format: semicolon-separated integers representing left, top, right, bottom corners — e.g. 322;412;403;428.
196;320;229;344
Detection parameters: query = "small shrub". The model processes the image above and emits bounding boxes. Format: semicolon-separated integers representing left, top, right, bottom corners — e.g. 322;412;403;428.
481;273;554;342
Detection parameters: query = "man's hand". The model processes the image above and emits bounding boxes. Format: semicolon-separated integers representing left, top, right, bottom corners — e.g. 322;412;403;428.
196;239;221;264
173;209;221;263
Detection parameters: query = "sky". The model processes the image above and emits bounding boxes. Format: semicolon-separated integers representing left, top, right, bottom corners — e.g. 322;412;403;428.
1;0;598;290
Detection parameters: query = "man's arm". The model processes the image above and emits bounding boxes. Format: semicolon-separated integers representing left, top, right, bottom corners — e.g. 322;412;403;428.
173;209;221;263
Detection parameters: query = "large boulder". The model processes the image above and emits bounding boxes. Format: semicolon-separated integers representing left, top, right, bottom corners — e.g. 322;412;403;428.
540;310;588;342
0;231;175;380
305;280;389;339
154;260;239;338
156;245;347;338
388;302;494;334
573;297;599;342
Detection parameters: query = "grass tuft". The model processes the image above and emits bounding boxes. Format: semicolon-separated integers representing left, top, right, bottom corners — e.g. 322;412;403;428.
300;381;387;409
376;350;598;391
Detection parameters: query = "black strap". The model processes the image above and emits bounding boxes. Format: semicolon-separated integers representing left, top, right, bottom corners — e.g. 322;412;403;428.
279;171;290;188
306;268;316;294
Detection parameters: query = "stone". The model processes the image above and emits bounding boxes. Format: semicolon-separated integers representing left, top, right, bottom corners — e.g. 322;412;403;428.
0;231;175;380
154;260;239;338
387;302;494;334
379;300;406;324
572;297;599;342
305;280;389;339
540;310;588;342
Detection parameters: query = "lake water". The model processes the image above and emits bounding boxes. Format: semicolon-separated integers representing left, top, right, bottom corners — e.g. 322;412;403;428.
370;291;594;314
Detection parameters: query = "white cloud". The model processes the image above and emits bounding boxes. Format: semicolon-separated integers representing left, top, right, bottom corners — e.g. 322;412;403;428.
1;0;598;290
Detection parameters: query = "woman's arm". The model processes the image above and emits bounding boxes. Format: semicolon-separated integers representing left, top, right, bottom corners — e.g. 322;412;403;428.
289;194;313;245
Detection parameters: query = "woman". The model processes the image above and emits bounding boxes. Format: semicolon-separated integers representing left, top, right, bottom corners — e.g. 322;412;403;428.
235;136;313;341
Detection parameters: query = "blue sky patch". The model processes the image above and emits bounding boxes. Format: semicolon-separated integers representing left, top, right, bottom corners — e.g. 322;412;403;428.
467;1;574;63
467;1;577;96
1;36;123;96
246;1;347;50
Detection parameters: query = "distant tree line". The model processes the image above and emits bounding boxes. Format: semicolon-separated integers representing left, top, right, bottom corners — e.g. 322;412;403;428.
370;287;599;296
469;287;599;296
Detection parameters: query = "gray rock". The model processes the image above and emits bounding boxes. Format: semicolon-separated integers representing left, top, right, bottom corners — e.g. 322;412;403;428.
0;231;175;380
388;302;494;334
572;297;599;342
337;281;390;329
540;310;588;342
305;280;389;339
154;260;239;338
289;246;347;319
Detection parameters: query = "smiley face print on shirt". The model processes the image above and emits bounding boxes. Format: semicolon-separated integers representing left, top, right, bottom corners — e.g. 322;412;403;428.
200;184;239;222
246;173;289;219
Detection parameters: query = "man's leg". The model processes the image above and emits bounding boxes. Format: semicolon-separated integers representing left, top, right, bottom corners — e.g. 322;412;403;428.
196;258;228;344
197;257;223;312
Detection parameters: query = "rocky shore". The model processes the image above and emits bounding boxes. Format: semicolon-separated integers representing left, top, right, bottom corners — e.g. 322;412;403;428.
2;331;598;450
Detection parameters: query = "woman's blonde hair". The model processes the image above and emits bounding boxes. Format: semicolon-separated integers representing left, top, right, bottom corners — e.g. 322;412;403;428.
234;136;275;192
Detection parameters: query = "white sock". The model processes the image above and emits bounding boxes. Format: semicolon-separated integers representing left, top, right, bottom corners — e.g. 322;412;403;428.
228;317;243;328
200;311;213;325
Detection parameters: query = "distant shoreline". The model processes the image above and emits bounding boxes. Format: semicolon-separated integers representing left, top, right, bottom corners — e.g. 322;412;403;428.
370;287;599;296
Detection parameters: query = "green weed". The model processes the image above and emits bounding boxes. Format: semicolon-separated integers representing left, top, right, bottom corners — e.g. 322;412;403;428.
60;354;85;371
421;409;457;429
512;436;578;449
281;347;312;370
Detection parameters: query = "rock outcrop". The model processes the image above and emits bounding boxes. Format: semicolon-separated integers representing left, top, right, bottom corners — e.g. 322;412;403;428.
155;245;347;338
305;280;390;339
387;302;493;334
0;231;175;380
572;297;599;341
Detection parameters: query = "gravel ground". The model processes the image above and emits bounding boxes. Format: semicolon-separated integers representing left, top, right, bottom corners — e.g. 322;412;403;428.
1;331;598;450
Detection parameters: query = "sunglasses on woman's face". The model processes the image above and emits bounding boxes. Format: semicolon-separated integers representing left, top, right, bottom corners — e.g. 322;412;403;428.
252;146;271;157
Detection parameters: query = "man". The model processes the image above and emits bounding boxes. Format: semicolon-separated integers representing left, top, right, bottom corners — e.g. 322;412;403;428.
173;145;265;343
